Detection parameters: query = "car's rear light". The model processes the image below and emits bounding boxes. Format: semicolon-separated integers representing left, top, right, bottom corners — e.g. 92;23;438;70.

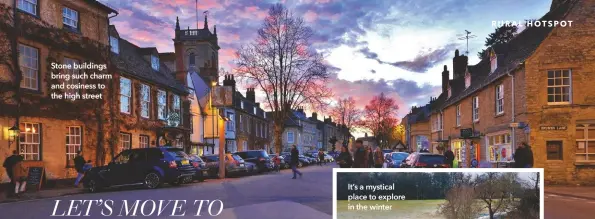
259;157;265;162
234;160;240;165
415;162;427;167
442;164;450;168
192;162;199;168
169;161;177;168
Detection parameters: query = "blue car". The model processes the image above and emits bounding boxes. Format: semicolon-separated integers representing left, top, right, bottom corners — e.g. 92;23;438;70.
385;152;409;168
82;147;196;192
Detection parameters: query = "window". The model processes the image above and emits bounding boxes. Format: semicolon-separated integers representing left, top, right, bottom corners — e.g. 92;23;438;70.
158;90;167;120
447;88;452;98
19;123;40;160
120;77;132;113
456;104;461;127
239;115;244;132
547;141;563;160
241;101;244;109
243;141;248;151
472;96;479;122
19;44;39;90
173;94;181;123
465;73;471;89
140;135;149;148
576;125;595;161
151;55;159;71
140;84;151;118
120;133;131;151
547;69;571;104
66;126;82;164
17;0;37;15
110;36;119;54
175;138;183;148
490;50;497;73
487;133;512;162
226;113;235;131
63;58;80;96
253;106;257;115
189;53;195;67
287;132;294;143
495;84;504;115
62;7;79;30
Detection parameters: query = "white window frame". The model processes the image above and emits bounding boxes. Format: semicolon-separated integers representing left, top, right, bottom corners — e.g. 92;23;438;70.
151;55;160;71
140;135;149;148
241;101;244;109
287;131;294;143
547;69;572;105
496;84;504;115
456;104;461;127
62;7;79;29
19;122;41;161
120;133;131;151
140;84;151;118
472;96;479;122
173;94;181;123
110;36;119;54
19;44;39;90
120;77;132;114
226;113;235;131
17;0;37;15
63;57;80;97
66;126;82;162
490;50;497;74
158;90;167;120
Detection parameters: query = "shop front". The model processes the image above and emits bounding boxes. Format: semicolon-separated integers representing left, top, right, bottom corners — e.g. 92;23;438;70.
485;131;513;167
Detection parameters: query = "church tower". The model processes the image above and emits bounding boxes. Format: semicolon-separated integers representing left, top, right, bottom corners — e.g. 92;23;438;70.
173;14;220;85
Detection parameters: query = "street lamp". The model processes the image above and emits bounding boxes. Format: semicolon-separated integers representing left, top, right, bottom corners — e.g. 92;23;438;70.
7;124;19;147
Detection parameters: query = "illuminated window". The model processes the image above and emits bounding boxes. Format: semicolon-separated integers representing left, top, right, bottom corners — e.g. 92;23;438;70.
158;90;167;120
19;123;40;161
120;133;131;151
66;126;82;162
140;135;149;148
140;84;151;118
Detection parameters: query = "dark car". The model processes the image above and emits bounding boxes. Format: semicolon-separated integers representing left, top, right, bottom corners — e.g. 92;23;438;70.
385;152;409;168
298;155;312;167
188;154;208;182
82;147;196;192
233;150;272;173
202;154;248;177
401;152;450;168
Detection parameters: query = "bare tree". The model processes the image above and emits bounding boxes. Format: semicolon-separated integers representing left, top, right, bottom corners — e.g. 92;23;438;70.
440;186;482;219
359;93;399;148
235;3;332;153
329;97;362;132
475;172;516;219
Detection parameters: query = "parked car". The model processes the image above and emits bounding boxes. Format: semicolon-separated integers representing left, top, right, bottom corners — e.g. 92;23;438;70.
244;162;256;174
382;149;394;154
202;154;248;177
323;153;334;162
385;152;409;168
82;147;196;193
188;154;208;182
400;152;449;168
298;155;312;167
234;150;272;173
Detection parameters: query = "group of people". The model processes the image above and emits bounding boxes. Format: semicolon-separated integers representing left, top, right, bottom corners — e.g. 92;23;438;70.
335;140;384;168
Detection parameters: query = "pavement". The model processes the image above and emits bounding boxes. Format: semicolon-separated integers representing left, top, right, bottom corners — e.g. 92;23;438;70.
0;164;334;219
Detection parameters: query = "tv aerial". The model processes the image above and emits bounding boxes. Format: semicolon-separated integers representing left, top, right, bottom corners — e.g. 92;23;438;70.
457;30;476;55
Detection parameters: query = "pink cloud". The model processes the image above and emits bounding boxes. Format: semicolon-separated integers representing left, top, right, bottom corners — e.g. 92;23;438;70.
304;10;318;23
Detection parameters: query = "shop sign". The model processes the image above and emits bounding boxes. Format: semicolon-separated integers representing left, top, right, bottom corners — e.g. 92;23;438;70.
540;126;567;131
460;128;473;138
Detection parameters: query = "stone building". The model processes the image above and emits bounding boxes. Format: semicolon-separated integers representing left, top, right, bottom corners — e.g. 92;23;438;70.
0;0;116;182
410;0;595;184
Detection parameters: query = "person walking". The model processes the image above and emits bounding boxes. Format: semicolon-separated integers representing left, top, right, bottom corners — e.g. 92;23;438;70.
290;145;302;179
444;146;455;168
352;140;366;168
336;146;353;168
373;147;384;168
73;151;92;187
366;147;374;168
3;150;23;198
514;143;528;168
525;143;534;168
12;158;28;198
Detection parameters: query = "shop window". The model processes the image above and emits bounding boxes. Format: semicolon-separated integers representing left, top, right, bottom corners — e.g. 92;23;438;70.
487;133;512;162
576;125;595;161
546;141;563;160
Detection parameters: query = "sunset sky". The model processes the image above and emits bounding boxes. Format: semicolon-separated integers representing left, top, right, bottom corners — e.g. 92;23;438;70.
101;0;551;137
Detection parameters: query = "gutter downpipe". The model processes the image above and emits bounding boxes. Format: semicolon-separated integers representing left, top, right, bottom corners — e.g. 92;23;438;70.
507;66;515;168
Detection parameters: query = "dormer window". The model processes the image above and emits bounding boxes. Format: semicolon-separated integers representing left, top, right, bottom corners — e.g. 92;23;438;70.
490;49;497;74
447;88;452;98
151;55;159;71
241;101;244;109
464;72;471;89
253;106;256;115
110;36;119;54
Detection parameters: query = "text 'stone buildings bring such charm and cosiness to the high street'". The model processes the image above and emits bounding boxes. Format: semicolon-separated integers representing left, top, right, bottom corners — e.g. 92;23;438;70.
403;0;595;185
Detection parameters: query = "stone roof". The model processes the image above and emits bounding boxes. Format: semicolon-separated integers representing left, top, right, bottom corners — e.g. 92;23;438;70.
110;36;187;94
233;91;267;119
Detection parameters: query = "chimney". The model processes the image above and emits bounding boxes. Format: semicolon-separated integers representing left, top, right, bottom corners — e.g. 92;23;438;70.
365;133;368;138
222;74;236;91
312;112;318;120
453;50;468;79
246;88;255;102
442;65;450;94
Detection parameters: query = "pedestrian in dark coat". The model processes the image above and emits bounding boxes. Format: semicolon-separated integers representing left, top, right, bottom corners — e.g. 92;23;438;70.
290;145;302;179
336;146;353;168
352;140;366;168
525;144;534;168
443;147;455;168
514;144;528;168
367;147;374;168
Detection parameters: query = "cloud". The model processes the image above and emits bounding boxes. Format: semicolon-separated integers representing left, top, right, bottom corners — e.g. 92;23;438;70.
385;44;458;72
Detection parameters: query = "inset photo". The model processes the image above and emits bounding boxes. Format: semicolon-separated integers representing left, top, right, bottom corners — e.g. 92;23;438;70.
333;169;544;219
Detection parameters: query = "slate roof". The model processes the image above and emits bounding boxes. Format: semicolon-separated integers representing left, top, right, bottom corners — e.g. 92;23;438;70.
110;37;188;94
233;91;267;119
